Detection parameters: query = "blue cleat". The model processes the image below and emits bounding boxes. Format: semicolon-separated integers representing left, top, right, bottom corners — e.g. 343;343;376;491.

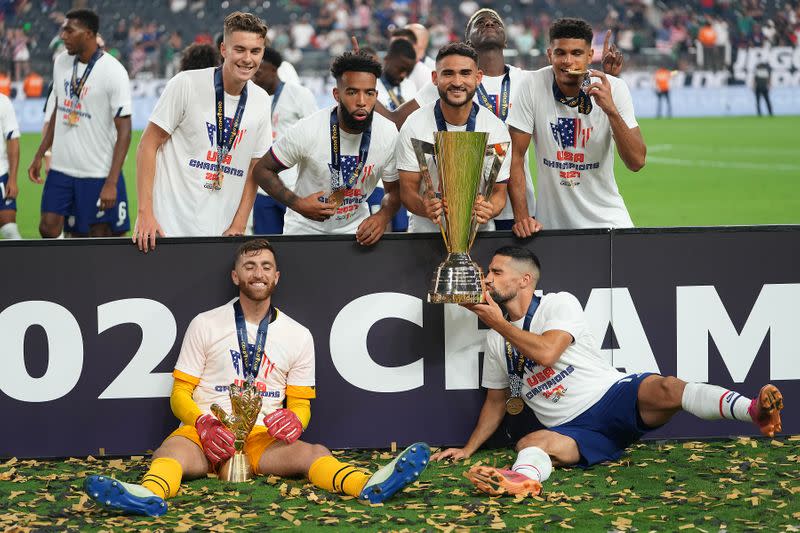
359;442;430;504
84;475;168;517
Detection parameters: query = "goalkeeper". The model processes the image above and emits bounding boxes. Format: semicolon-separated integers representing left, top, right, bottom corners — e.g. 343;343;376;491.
432;246;784;497
84;239;429;516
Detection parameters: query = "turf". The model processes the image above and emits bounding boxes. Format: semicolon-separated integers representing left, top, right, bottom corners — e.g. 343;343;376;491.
1;437;798;531
6;116;800;238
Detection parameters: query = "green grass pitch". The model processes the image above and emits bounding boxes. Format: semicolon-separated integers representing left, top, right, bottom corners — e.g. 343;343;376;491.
6;115;800;238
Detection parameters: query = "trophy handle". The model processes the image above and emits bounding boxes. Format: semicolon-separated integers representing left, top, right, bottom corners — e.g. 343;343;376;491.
412;138;449;251
469;142;510;249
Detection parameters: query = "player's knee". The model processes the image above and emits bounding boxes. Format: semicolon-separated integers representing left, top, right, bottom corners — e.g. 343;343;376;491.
39;220;61;238
308;443;330;462
657;376;685;408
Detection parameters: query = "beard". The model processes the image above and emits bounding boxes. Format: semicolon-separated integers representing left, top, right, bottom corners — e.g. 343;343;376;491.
238;279;276;302
438;86;478;108
489;287;514;304
340;105;374;132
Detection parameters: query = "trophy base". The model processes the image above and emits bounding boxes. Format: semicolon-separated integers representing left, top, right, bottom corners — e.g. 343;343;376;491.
427;252;485;304
218;452;253;482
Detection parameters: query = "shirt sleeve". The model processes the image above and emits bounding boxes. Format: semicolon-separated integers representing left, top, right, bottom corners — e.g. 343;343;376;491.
506;73;536;135
108;60;132;117
173;314;207;380
269;115;308;169
0;98;19;140
379;127;399;183
481;332;511;389
252;95;272;159
489;116;512;183
286;328;315;387
44;87;55;119
148;72;189;135
299;86;318;117
395;118;421;172
541;292;586;342
611;77;638;129
414;82;439;107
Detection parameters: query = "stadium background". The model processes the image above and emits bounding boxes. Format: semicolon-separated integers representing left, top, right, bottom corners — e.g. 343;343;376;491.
0;0;798;236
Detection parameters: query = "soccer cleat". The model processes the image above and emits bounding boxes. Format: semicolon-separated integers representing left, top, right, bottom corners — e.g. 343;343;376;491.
359;442;430;504
748;384;784;438
84;475;168;517
464;465;542;497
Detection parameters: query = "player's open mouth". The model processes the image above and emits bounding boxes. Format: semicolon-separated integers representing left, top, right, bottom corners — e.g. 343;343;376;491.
353;112;368;120
237;65;255;74
250;282;267;288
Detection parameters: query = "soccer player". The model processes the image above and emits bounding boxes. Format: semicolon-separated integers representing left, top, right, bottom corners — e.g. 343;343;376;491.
396;42;510;233
83;239;430;516
28;8;132;238
376;39;417;112
0;91;20;239
404;24;435;91
251;52;400;245
179;43;221;71
250;47;317;235
507;18;646;235
133;12;271;252
432;246;784;497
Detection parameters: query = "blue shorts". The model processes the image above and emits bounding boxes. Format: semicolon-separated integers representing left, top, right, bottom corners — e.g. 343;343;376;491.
0;173;15;211
366;186;409;232
252;194;286;235
494;219;514;231
41;169;131;234
548;372;658;467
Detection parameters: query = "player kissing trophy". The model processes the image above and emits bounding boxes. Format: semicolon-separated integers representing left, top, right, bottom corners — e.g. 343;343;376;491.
413;131;508;303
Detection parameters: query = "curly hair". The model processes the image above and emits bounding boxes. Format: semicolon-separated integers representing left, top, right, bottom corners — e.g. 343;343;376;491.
435;41;478;64
464;8;503;40
330;51;382;81
549;18;593;45
223;11;268;39
179;43;220;71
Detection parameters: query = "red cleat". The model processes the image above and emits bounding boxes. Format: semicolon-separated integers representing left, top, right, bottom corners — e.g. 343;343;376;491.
748;384;783;438
464;466;542;497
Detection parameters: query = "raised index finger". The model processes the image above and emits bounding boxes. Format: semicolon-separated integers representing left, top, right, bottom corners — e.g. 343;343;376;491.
603;29;611;55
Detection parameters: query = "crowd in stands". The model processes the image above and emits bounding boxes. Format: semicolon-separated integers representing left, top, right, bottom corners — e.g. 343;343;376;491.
0;0;796;85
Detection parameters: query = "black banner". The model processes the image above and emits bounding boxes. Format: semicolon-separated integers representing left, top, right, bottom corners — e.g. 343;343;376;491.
0;227;796;458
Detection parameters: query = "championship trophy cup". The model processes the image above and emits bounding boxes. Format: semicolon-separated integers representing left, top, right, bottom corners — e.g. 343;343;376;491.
210;381;263;482
413;131;509;304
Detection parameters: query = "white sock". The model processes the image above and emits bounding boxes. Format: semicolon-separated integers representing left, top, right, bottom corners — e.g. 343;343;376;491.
512;446;552;483
681;382;751;422
0;222;21;239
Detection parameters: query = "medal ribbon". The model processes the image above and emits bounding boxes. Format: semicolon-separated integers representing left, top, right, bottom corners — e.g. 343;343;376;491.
504;295;542;380
552;78;593;115
233;300;272;382
476;65;510;121
381;76;404;110
70;48;103;99
434;100;478;132
271;81;285;116
329;107;372;189
214;67;248;181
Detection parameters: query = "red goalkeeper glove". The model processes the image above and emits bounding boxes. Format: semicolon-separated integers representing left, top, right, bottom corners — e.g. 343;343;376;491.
195;414;236;467
263;409;303;444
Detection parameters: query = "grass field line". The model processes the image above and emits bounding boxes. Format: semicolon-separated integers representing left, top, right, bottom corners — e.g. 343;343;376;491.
648;143;799;156
646;155;800;172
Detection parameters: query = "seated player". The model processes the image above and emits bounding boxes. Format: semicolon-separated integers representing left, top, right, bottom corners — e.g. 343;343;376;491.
84;239;430;516
432;246;784;497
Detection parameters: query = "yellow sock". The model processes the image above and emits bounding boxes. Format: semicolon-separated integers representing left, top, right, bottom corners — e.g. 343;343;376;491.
308;455;370;497
141;457;183;499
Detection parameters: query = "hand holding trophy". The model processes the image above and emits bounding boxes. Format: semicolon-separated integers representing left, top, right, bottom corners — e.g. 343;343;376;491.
210;380;263;482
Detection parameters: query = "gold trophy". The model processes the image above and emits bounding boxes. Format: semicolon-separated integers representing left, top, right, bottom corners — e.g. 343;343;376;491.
413;131;509;304
210;381;263;482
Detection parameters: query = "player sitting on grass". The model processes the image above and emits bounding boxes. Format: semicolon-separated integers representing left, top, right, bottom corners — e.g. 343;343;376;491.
432;246;784;497
84;239;430;516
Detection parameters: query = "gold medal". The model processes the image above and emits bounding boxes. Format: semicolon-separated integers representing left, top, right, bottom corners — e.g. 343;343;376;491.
328;189;346;208
506;396;525;416
216;169;224;190
67;111;79;125
566;69;589;75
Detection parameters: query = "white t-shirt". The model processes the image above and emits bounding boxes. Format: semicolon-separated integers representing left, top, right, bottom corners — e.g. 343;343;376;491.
174;302;315;426
376;77;417;111
49;51;132;178
396;102;511;233
482;292;625;427
258;80;317;194
507;67;638;230
414;66;536;222
271;105;399;235
408;60;432;97
149;67;272;237
0;94;20;176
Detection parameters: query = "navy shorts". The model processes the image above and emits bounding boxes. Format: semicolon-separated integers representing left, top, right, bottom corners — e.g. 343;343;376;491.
252;194;286;235
366;186;409;232
0;173;15;211
549;372;658;467
494;219;514;231
41;169;130;234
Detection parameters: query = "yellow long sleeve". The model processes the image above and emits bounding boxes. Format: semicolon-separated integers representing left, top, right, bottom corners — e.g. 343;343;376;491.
170;370;202;426
286;385;316;429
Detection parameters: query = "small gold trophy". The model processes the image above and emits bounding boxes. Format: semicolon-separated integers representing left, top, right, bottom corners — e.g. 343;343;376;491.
210;381;263;482
413;131;509;304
